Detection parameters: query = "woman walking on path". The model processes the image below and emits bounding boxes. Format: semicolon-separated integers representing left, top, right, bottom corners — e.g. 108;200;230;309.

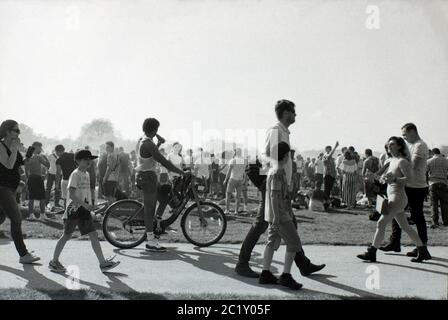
357;137;432;263
338;151;359;210
0;120;41;264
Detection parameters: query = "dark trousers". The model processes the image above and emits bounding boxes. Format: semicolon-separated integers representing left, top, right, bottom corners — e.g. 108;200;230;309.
45;173;61;206
0;186;28;257
324;175;335;199
238;188;269;264
315;174;323;190
390;187;428;245
429;183;448;225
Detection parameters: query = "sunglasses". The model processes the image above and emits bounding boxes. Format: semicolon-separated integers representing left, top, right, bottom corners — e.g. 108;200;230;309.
11;128;21;134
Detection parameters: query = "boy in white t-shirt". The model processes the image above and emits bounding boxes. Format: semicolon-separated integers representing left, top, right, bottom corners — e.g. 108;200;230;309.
49;150;120;273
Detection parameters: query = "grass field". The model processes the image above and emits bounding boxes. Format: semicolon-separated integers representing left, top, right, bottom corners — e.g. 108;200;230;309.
1;188;447;247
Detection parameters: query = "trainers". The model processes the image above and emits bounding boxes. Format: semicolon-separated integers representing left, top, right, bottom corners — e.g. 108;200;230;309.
259;270;278;285
100;258;121;273
145;239;167;253
49;260;67;273
279;273;303;290
19;252;41;264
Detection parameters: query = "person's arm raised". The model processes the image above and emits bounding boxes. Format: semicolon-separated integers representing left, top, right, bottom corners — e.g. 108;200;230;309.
0;140;19;169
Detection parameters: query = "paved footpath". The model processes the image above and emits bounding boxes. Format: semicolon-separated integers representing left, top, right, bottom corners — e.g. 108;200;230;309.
0;239;447;300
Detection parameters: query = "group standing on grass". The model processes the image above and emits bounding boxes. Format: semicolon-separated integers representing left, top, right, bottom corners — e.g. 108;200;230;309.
0;100;446;289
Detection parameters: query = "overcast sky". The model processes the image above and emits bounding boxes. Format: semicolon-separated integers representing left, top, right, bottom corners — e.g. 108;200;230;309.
0;0;447;153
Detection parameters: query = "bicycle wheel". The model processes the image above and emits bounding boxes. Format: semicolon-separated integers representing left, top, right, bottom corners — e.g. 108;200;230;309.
102;199;147;249
181;201;227;247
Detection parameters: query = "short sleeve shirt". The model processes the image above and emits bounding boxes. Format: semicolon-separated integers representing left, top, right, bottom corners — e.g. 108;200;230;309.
56;152;76;180
106;152;120;181
323;154;336;178
64;169;91;219
407;140;429;188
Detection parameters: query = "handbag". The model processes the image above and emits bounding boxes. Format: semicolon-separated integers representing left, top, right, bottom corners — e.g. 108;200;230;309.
376;194;389;215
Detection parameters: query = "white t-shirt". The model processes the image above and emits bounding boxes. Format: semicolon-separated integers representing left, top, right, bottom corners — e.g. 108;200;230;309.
64;169;92;219
265;122;292;186
229;157;246;181
407;139;429;188
315;159;324;175
195;157;211;179
48;153;58;175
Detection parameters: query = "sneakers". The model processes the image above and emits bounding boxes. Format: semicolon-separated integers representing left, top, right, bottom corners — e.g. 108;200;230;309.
279;273;303;290
235;262;259;278
145;238;167;253
49;260;67;273
100;256;121;273
259;270;278;285
19;252;41;264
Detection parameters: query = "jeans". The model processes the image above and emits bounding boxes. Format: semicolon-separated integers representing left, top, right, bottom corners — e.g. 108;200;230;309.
429;183;448;225
324;175;336;199
138;171;158;233
0;186;28;257
390;187;428;245
45;173;61;206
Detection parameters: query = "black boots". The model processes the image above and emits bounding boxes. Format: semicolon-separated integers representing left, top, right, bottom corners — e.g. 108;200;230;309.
411;246;432;263
235;262;260;278
379;241;401;253
406;247;418;257
294;251;326;276
357;246;377;262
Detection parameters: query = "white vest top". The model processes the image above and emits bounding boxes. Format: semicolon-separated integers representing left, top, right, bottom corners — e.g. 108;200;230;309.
135;136;157;173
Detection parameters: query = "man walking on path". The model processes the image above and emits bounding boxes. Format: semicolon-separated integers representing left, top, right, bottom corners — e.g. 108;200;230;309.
380;123;430;257
427;148;448;227
235;99;325;278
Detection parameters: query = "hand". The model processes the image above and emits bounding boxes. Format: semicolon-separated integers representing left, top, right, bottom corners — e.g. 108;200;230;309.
335;141;340;148
156;134;166;145
10;138;20;150
384;173;395;184
84;204;95;211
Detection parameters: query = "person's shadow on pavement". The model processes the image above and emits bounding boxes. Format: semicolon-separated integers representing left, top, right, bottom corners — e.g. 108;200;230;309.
112;246;341;299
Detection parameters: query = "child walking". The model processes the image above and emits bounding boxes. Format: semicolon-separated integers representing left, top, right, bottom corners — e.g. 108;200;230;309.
49;150;120;273
259;142;303;290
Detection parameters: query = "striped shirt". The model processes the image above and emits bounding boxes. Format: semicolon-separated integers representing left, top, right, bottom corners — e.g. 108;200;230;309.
427;155;448;186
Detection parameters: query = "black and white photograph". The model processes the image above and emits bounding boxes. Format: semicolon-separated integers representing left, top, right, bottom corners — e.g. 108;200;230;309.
0;0;447;312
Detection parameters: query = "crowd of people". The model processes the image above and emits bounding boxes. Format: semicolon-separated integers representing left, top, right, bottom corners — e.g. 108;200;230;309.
1;99;447;290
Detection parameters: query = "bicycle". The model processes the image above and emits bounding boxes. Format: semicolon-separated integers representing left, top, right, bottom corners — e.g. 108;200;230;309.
102;172;227;249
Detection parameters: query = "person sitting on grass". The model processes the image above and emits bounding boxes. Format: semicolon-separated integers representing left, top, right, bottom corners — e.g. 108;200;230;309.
259;141;303;290
49;149;120;273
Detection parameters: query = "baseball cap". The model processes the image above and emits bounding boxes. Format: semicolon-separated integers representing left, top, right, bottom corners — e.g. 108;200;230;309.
75;149;98;161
